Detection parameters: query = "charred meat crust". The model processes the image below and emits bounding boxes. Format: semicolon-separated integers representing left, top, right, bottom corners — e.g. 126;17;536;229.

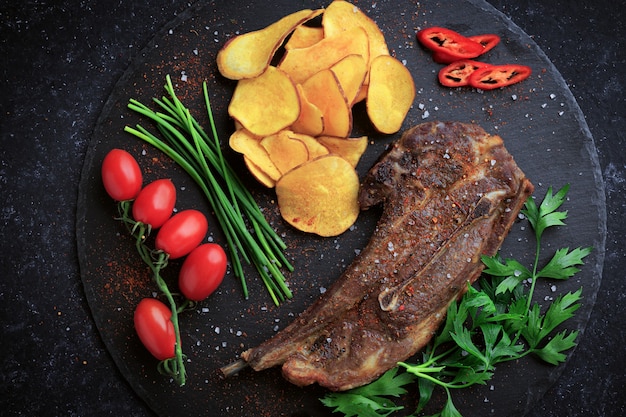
230;121;534;391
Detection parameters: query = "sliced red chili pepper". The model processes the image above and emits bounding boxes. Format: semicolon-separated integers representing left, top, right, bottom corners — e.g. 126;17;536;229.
468;34;501;54
468;64;532;90
438;60;492;87
417;27;484;63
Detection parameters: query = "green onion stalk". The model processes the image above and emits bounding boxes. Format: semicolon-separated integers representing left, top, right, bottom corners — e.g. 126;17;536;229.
124;75;293;305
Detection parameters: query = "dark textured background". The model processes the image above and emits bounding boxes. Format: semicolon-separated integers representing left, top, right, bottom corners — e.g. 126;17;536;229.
1;0;624;416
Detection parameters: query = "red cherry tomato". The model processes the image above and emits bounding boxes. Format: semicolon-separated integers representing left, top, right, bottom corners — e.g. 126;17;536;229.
133;298;176;361
155;209;208;259
179;243;227;301
132;179;177;229
101;149;143;201
468;64;532;90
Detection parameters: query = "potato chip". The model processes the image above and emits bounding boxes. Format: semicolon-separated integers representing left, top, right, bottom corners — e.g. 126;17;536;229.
284;25;324;50
329;54;368;106
301;69;352;138
217;9;321;80
292;84;325;137
228;66;300;137
322;0;390;66
275;155;360;236
278;26;370;84
244;156;276;188
366;55;415;134
288;131;330;160
229;129;282;183
317;135;367;167
261;131;310;174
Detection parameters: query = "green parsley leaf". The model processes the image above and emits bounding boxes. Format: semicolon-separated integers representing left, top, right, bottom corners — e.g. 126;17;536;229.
522;184;570;241
522;288;582;348
532;329;579;365
320;367;415;417
538;247;593;279
352;366;416;398
480;323;525;366
480;255;532;295
320;392;401;417
539;289;583;340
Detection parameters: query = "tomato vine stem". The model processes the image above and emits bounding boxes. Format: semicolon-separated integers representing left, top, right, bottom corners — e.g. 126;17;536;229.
117;200;187;386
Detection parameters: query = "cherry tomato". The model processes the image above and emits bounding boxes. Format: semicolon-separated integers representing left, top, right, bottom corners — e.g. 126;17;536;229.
155;209;208;259
468;64;532;90
179;243;227;301
101;149;143;201
132;179;177;229
133;298;176;361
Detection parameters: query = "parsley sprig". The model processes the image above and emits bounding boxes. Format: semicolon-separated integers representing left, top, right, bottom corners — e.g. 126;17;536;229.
321;185;592;417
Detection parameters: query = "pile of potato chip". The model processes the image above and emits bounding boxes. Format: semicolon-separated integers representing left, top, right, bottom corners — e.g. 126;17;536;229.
217;0;415;237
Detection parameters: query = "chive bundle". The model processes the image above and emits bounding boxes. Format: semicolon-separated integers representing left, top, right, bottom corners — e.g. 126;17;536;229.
124;75;293;305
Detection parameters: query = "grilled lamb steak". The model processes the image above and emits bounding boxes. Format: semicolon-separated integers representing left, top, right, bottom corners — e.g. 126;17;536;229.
222;121;534;391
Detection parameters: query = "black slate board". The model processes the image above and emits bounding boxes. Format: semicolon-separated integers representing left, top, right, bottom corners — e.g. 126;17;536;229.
76;1;606;416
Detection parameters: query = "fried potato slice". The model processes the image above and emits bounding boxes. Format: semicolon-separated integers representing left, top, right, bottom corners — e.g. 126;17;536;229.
330;54;368;106
278;26;369;84
301;69;352;138
366;55;415;134
261;131;310;174
229;129;282;183
292;84;325;137
288;131;330;160
244;156;276;188
217;9;321;80
322;0;390;66
317;135;368;168
276;155;360;236
228;66;300;137
353;83;368;104
284;25;324;50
